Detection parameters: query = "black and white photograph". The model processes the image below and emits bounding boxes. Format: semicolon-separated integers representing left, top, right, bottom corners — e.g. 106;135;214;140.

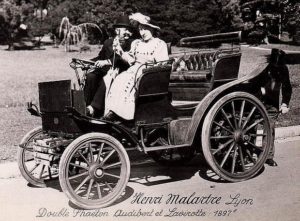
0;0;299;220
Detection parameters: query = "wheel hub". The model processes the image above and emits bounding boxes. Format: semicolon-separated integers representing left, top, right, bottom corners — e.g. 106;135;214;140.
234;130;251;145
233;130;243;143
89;164;104;179
243;134;250;142
95;168;103;177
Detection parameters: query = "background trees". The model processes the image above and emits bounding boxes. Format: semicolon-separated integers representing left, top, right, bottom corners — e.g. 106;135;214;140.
0;0;299;45
0;0;34;48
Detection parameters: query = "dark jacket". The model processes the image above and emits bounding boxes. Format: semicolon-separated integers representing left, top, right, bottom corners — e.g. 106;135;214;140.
254;64;292;108
91;38;133;74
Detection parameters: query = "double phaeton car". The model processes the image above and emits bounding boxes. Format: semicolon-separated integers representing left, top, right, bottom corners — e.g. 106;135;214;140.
18;31;277;209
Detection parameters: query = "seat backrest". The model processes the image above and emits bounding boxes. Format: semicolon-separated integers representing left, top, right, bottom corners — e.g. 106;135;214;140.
136;65;172;98
134;65;176;124
211;52;241;89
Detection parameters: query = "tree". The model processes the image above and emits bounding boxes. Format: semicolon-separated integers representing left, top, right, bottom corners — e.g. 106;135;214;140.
133;0;242;44
240;0;300;42
0;0;34;48
282;0;300;41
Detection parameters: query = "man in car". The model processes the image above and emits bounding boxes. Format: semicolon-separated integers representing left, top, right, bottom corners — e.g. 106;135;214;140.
85;15;135;117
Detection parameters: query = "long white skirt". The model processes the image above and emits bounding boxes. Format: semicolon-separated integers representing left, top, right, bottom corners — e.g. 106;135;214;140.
104;64;144;120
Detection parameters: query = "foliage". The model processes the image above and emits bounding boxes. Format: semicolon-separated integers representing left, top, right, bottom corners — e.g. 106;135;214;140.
0;0;34;46
240;0;300;39
0;0;246;45
133;0;243;44
282;1;300;36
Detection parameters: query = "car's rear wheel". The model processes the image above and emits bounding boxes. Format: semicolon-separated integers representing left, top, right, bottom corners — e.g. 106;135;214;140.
18;127;58;187
202;92;272;182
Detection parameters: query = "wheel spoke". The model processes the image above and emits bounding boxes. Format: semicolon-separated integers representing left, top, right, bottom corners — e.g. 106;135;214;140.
212;139;234;155
96;182;102;198
78;150;90;165
245;149;256;163
239;100;245;127
100;149;116;166
74;175;90;193
86;179;94;199
70;162;89;170
210;135;233;139
38;165;45;179
231;145;238;173
244;119;264;133
89;143;94;163
103;162;122;170
221;108;235;130
231;101;238;128
250;133;266;137
48;166;52;179
247;141;264;152
103;171;120;179
213;121;233;134
238;145;246;171
220;143;235;168
29;163;39;173
96;143;105;163
25;158;34;163
242;107;256;129
69;171;89;180
105;182;113;191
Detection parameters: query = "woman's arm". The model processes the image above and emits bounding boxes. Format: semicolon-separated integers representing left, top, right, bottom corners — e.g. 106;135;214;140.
153;40;169;63
115;39;139;65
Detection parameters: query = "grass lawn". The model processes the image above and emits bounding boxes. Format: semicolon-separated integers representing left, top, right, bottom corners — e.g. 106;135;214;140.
0;44;299;163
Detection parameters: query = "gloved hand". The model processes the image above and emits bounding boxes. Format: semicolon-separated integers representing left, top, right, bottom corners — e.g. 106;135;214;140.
112;37;123;56
95;60;111;68
280;103;290;114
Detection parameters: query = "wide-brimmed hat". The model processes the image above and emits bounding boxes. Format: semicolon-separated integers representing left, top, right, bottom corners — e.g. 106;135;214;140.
129;13;160;30
113;15;132;29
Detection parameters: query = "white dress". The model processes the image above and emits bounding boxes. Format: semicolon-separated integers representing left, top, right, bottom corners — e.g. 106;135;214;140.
104;37;169;120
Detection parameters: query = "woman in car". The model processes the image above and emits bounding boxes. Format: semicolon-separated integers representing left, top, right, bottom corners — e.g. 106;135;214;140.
102;13;169;121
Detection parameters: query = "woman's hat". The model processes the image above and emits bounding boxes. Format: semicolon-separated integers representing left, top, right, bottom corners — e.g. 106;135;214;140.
129;13;160;30
113;15;132;29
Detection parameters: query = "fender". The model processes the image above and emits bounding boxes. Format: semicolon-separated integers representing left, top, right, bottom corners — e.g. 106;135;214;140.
66;107;139;146
185;63;269;145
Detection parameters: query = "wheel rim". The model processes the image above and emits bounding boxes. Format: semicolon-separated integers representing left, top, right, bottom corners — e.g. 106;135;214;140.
18;128;58;187
62;136;129;208
206;97;271;180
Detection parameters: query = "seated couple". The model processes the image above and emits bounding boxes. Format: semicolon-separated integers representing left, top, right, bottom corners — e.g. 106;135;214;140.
85;13;169;121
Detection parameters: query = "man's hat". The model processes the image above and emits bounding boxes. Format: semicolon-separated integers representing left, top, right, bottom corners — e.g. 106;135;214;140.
113;15;132;29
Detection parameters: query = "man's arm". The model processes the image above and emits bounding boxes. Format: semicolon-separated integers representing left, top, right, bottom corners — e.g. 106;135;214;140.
91;39;113;62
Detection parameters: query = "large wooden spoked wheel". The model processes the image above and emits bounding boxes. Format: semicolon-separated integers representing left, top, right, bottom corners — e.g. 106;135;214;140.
59;133;130;209
202;92;272;182
18;126;58;187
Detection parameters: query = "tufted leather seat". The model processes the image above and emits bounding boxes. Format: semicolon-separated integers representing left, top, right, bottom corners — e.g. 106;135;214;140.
170;70;212;82
170;52;216;83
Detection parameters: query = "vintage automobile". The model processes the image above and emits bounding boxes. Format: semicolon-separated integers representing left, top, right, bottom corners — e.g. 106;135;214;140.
18;31;278;209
